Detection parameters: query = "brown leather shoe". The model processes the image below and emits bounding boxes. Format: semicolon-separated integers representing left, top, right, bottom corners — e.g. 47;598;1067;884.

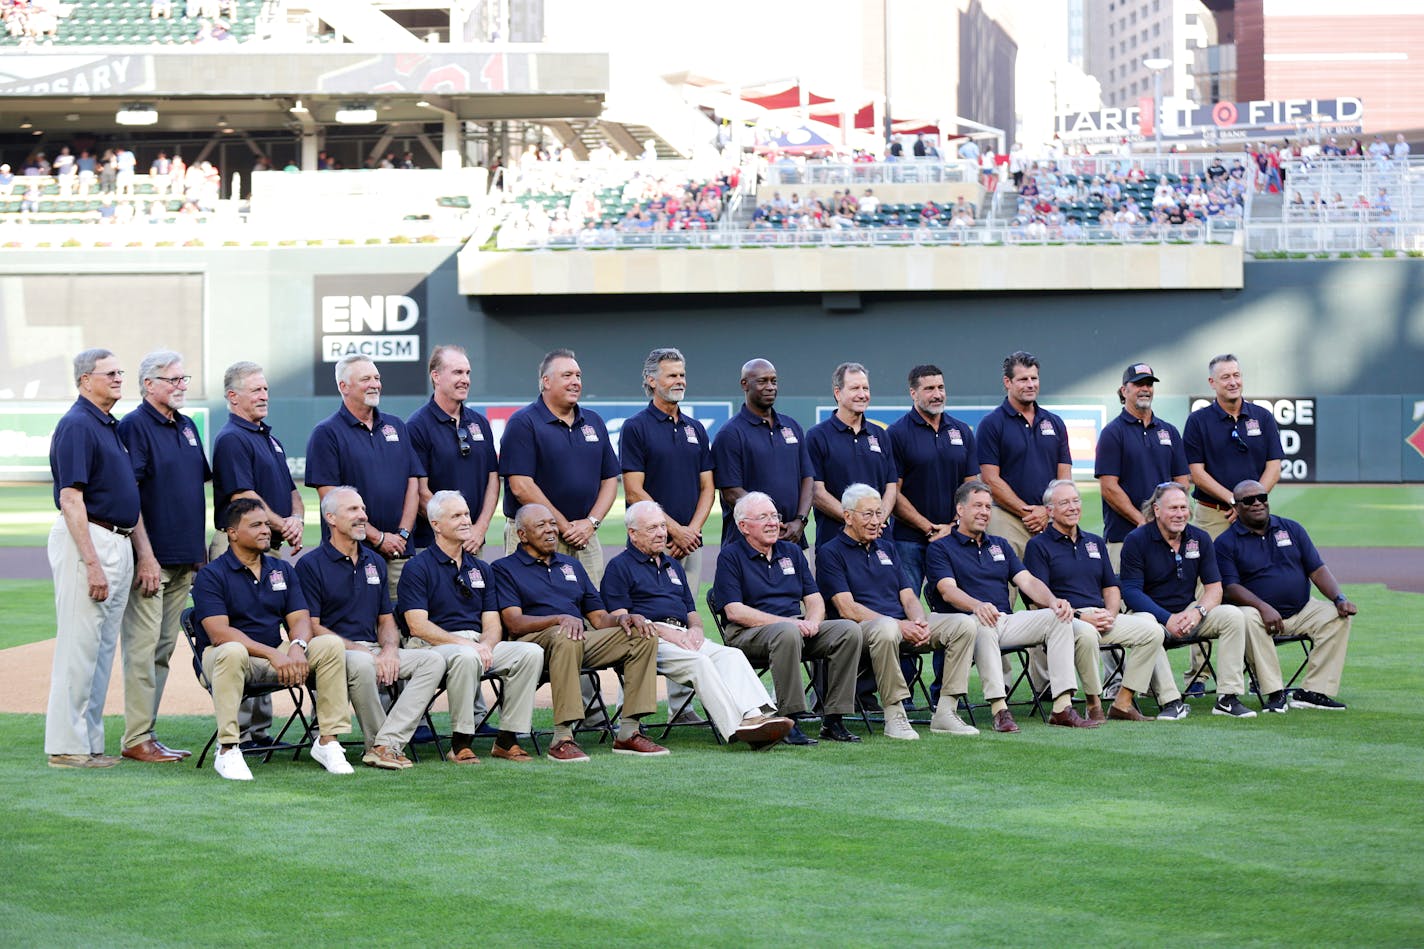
733;716;793;746
992;709;1019;733
611;733;670;756
547;739;590;763
48;753;119;769
154;740;192;759
1087;704;1107;723
1107;703;1149;722
490;743;534;762
444;747;481;765
1048;707;1102;728
122;739;184;762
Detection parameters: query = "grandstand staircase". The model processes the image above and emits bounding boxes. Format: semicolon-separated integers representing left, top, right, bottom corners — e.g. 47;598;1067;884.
544;120;687;161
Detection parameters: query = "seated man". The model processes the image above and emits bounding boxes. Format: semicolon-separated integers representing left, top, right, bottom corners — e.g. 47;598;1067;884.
1119;482;1265;717
491;503;668;762
1025;480;1188;722
1216;480;1354;711
397;491;544;764
815;484;979;739
190;498;353;781
711;491;864;745
927;481;1097;733
295;486;445;770
602;500;792;748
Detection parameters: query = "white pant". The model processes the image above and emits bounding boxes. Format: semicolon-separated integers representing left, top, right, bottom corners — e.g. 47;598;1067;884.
409;633;543;735
656;634;776;739
46;518;132;756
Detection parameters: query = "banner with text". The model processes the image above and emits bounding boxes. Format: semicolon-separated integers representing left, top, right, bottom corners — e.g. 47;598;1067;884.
1189;396;1316;482
314;274;428;396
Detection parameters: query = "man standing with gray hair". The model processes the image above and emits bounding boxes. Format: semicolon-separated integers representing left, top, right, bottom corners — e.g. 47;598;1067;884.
45;348;150;768
807;362;898;550
115;349;209;763
305;354;422;600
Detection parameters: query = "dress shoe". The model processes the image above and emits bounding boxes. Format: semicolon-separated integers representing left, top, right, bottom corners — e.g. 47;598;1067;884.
122;739;183;762
1048;707;1101;728
612;733;670;756
153;740;192;759
669;708;709;727
444;747;482;765
363;744;413;770
490;743;534;762
547;739;590;763
781;725;818;746
992;709;1019;733
734;716;792;746
818;720;862;743
48;753;120;769
1086;704;1107;723
1107;703;1149;722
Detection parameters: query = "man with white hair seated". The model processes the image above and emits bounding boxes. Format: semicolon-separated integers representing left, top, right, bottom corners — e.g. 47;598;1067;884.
601;500;792;748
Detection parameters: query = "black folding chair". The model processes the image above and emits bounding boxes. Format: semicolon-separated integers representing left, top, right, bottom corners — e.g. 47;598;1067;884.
960;645;1045;726
1246;633;1313;703
706;589;835;730
179;607;314;769
400;667;544;760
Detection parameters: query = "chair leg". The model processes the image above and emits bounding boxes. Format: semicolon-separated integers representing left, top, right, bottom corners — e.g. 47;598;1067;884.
195;730;218;769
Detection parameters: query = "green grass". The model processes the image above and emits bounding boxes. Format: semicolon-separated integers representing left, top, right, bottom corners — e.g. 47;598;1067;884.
1;582;1422;945
0;581;56;649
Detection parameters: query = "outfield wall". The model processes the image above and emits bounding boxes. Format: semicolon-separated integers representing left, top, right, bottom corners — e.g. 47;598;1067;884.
1;250;1421;482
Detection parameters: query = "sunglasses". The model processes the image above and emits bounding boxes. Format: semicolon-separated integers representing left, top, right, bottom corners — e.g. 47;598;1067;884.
1173;551;1184;580
1229;428;1249;453
1235;493;1269;507
456;424;471;458
452;572;473;599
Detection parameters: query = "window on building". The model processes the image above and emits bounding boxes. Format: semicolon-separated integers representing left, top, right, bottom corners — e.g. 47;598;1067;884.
1153;22;1160;36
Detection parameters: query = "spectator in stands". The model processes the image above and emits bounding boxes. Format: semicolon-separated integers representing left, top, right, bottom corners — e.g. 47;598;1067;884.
23;151;49;176
52;146;75;195
19;181;40;216
860;188;880;214
1368;136;1390;164
115;146;136;196
152;0;172;17
1393;134;1410;160
0;164;12;189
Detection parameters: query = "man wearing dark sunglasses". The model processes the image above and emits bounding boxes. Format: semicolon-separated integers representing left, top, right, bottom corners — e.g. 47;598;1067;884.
1118;482;1268;718
1215;481;1354;712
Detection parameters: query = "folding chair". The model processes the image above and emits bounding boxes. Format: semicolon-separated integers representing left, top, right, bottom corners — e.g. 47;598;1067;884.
179;607;314;769
401;668;544;760
959;645;1045;727
1163;634;1217;698
1246;633;1313;703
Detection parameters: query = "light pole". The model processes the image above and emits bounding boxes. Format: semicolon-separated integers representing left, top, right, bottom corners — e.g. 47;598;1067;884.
1143;57;1172;161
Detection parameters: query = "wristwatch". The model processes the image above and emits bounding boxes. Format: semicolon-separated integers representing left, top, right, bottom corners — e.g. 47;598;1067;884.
288;639;307;651
397;528;411;541
789;513;808;525
589;516;602;529
1194;604;1209;619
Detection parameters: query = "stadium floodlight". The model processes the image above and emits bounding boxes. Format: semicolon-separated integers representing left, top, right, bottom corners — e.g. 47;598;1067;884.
116;105;159;126
335;104;378;124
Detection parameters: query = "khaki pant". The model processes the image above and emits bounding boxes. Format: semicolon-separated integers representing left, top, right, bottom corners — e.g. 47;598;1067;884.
344;641;445;750
1239;599;1351;697
857;613;977;705
45;518;132;756
202;634;351;745
972;609;1075;702
722;619;862;717
210;530;293;740
1069;617;1104;695
119;562;195;749
1182;503;1232;682
408;632;543;735
1082;612;1181;703
1150;603;1260;696
515;624;657;726
503;522;605;584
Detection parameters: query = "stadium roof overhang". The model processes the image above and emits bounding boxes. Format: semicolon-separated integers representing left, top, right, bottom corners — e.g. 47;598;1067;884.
0;48;608;134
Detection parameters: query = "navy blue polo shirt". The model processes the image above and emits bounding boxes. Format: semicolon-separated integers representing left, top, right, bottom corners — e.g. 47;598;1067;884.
294;541;392;642
305;405;423;541
926;530;1025;614
498;399;619;520
1119;522;1220;622
49;396;141;527
492;547;604;618
975;400;1072;508
711;536;816;618
191;550;307;651
806;415;899;548
815;532;907;620
601;544;696;620
887;409;978;544
117;400;211;564
1094;409;1189;542
1024;524;1117;609
406;398;497;549
1215;515;1323;618
619;402;713;525
711;406;812;544
396;544;495;634
1182;400;1283;504
211;413;296;528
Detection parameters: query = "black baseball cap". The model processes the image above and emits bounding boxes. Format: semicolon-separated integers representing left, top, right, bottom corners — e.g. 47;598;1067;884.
1122;363;1158;384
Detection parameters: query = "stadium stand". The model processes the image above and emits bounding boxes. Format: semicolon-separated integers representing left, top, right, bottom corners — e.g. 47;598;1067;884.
0;0;261;47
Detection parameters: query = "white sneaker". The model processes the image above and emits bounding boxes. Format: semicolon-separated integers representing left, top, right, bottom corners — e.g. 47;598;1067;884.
310;738;354;774
213;746;253;781
882;704;920;740
929;700;980;736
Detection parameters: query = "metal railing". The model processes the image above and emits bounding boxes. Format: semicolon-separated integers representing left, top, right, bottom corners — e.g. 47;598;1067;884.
501;159;740;197
761;160;980;187
1244;222;1424;254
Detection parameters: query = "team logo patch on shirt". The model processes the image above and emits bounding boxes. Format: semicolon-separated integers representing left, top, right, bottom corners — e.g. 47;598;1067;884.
270;437;284;454
468;567;485;588
876;548;894;566
1274;529;1292;547
780;427;798;445
1085;541;1101;559
777;556;796;575
667;566;683;585
684;425;698;444
269;569;287;591
381;424;399;442
1244;418;1262;436
560;564;577;582
1039;420;1055;436
468;423;484;441
364;563;380;585
1157;429;1173;446
183;425;198;447
988;544;1005;562
948;427;963;446
577;424;597;442
1184;539;1200;559
867;434;882;453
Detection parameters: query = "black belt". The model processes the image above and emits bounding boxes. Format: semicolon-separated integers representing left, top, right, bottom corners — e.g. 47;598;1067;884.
1195;496;1231;511
90;518;134;537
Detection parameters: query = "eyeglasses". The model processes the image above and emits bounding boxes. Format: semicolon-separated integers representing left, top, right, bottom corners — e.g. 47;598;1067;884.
1235;493;1269;507
452;573;473;599
744;512;781;524
1173;551;1183;579
88;369;124;379
456;424;471;458
1229;428;1249;453
155;374;191;386
850;509;885;521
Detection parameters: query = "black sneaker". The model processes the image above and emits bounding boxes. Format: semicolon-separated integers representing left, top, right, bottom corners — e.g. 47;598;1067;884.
1262;690;1289;714
1212;694;1257;718
1289;689;1347;711
1184;680;1207;697
1156;699;1189;721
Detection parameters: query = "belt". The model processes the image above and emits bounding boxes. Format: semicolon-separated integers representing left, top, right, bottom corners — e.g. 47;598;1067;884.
1195;496;1231;511
90;518;135;537
652;617;686;628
